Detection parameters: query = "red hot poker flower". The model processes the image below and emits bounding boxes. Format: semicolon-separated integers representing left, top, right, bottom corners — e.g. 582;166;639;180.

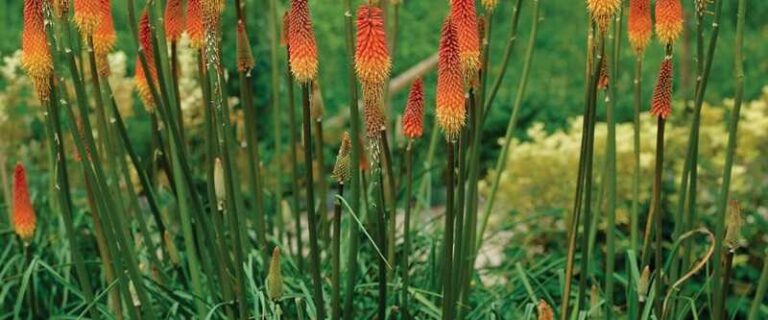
451;0;481;76
93;0;116;76
21;0;53;100
587;0;621;32
13;163;36;242
74;0;101;35
436;17;466;141
402;78;425;139
135;10;158;110
650;57;673;119
655;0;684;45
287;0;319;83
165;0;186;42
628;0;652;54
355;5;391;86
187;0;205;49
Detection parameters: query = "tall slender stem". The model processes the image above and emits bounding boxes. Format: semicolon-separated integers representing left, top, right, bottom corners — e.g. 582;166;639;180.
332;183;344;320
287;67;304;267
301;83;326;319
713;0;745;314
562;25;603;320
652;117;666;317
342;0;365;317
442;141;456;320
604;7;622;317
402;141;414;319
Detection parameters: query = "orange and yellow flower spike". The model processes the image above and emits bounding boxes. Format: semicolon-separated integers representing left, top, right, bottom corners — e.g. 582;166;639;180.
21;0;53;101
135;10;157;110
165;0;186;42
74;0;101;36
628;0;652;54
436;17;466;141
287;0;319;83
187;0;205;49
655;0;684;45
93;0;116;76
355;4;391;87
402;78;425;139
12;163;37;242
586;0;621;32
451;0;481;76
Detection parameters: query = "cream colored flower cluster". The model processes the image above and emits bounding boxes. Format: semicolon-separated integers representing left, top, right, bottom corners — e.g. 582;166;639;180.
481;90;768;231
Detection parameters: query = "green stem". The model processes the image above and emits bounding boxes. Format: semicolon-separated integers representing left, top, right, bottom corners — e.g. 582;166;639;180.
631;57;642;256
442;141;456;320
375;163;388;320
482;0;525;121
380;130;397;280
269;0;285;257
301;82;326;319
44;80;98;319
652;117;667;318
604;6;622;317
342;0;365;317
477;0;539;250
332;184;344;320
402;141;414;320
713;0;745;314
748;254;768;320
562;25;603;320
287;69;304;267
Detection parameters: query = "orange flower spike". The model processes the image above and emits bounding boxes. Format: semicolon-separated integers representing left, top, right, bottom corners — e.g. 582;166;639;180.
655;0;684;45
93;0;116;55
93;0;115;76
355;5;391;86
12;163;36;242
402;78;425;139
586;0;621;32
21;0;53;100
628;0;652;54
135;10;157;109
187;0;205;49
287;0;319;83
74;0;101;35
436;18;466;141
451;0;481;76
650;57;673;119
165;0;186;42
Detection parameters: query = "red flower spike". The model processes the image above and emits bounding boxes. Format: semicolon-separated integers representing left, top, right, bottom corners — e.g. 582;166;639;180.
436;17;466;141
187;0;205;49
12;163;36;242
650;58;673;119
135;10;157;110
402;78;425;139
451;0;481;76
165;0;186;42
